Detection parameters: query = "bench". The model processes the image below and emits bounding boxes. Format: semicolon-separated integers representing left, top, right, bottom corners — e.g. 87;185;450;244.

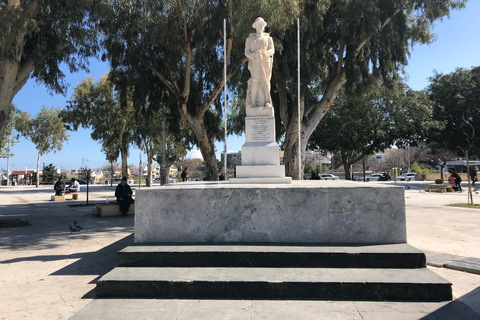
424;184;454;193
92;203;135;217
50;192;80;201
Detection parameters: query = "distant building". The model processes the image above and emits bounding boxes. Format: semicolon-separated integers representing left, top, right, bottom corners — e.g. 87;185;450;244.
10;170;35;185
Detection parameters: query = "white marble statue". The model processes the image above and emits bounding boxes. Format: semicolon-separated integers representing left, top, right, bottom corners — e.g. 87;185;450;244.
245;17;275;109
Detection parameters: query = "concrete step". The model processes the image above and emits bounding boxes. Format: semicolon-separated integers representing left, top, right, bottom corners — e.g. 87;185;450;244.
118;243;426;269
96;267;451;301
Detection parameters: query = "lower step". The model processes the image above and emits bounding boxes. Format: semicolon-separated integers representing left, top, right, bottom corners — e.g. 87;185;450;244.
96;267;451;301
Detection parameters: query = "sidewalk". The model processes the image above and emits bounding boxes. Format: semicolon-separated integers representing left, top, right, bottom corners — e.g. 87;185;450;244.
0;182;479;319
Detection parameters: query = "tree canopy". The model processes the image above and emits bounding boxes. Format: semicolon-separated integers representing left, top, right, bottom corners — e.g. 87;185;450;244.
97;0;300;180
16;105;68;187
262;0;466;178
309;80;442;179
62;75;135;178
427;66;480;156
0;0;101;144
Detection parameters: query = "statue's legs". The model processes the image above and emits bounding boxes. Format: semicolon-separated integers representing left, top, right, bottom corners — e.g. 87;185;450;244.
249;79;260;108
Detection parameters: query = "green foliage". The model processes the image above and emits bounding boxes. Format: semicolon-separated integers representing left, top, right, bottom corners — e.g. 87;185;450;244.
241;0;466;178
0;104;19;158
309;79;442;177
41;163;58;182
0;0;101;94
427;66;480;156
97;0;300;180
410;162;433;174
62;75;135;176
16;105;68;156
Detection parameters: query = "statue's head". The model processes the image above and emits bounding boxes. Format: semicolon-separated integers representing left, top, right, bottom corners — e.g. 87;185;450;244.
252;17;267;29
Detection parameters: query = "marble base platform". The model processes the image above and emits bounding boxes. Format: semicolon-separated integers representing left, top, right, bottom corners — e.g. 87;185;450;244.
134;181;406;244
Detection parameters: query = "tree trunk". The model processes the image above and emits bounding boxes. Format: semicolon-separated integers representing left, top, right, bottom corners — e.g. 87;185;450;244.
340;149;352;181
120;140;128;178
36;152;41;187
146;157;153;187
180;109;218;181
198;134;218;181
283;127;307;180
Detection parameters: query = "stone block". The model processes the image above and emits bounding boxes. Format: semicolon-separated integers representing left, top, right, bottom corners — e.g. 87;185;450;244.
241;142;280;166
134;181;406;244
235;165;286;178
93;203;135;217
51;194;65;201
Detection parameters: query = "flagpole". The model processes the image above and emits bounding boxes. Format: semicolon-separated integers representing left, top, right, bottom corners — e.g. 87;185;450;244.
224;18;228;180
297;18;301;180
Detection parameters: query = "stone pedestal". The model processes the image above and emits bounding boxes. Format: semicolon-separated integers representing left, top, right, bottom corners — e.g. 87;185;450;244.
134;181;406;244
232;109;292;184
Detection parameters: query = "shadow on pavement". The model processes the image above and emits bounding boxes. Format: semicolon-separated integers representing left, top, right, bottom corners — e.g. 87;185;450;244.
421;286;480;319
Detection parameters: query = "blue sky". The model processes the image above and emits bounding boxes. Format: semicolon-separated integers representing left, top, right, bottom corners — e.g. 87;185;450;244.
2;1;480;171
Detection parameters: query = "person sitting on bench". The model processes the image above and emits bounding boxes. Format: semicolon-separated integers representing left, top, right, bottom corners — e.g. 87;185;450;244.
66;178;80;193
54;177;65;196
448;169;462;192
115;176;134;216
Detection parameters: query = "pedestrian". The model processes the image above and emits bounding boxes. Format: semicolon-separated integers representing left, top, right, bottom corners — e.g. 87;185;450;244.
469;166;477;187
181;168;188;182
219;172;225;181
115;176;134;216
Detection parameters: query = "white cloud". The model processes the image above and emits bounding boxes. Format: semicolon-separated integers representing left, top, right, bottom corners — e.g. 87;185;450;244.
186;149;203;160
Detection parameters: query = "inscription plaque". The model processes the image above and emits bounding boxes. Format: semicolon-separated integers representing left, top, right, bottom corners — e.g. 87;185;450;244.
246;117;275;142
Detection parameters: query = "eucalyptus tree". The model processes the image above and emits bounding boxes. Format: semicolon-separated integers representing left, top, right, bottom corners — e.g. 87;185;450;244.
270;0;466;178
309;80;442;180
15;106;68;187
0;0;101;144
427;67;480;155
99;0;299;180
62;75;135;178
133;101;189;187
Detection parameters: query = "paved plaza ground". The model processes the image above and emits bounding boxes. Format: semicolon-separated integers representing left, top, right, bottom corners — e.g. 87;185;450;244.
0;181;479;319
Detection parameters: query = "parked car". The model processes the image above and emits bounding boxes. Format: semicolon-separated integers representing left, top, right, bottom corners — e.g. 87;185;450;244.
395;173;416;181
319;174;340;180
153;177;176;184
65;179;88;185
109;178;134;184
358;173;383;182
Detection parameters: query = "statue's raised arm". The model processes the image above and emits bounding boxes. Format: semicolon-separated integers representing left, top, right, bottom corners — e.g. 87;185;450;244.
245;17;275;110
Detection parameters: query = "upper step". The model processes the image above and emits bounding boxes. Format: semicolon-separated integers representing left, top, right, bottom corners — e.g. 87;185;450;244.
118;243;426;268
96;266;451;301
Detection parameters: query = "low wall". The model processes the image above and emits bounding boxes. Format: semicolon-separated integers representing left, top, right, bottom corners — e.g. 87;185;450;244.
134;181;406;244
425;173;469;181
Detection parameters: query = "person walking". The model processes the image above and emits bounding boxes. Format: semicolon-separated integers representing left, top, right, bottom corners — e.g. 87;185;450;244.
470;166;477;190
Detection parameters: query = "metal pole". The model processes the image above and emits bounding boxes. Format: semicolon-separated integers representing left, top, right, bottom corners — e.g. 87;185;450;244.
6;140;10;186
223;18;228;179
139;153;141;189
407;144;411;172
297;18;301;180
161;115;167;185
